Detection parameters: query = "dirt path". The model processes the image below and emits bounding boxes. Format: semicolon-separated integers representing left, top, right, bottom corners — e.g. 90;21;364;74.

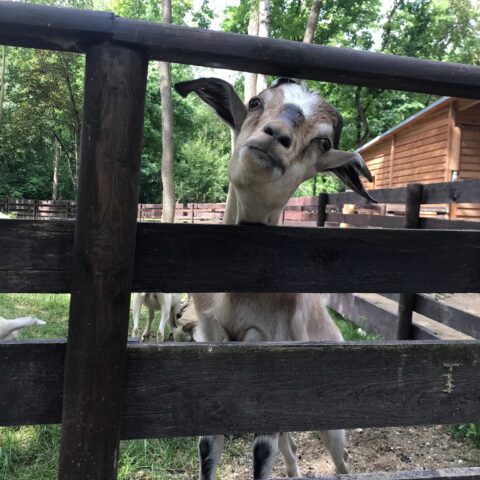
218;426;478;478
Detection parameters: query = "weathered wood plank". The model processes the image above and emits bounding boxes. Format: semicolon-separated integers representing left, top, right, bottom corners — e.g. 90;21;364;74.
58;44;148;480
326;213;404;228
1;340;480;437
382;293;480;339
1;221;480;293
0;1;113;52
272;467;480;480
1;2;480;97
327;179;480;206
397;183;423;340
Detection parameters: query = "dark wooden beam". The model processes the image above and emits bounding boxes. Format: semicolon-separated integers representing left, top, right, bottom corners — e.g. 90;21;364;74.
326;212;405;228
317;193;328;227
1;340;480;436
1;2;480;97
1;221;480;293
58;43;148;480
271;467;480;480
397;183;423;340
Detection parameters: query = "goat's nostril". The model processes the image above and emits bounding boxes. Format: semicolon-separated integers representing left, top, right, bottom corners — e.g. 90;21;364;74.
264;125;274;137
278;135;292;148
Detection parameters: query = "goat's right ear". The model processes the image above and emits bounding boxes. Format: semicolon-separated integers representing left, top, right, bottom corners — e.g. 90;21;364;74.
174;77;247;134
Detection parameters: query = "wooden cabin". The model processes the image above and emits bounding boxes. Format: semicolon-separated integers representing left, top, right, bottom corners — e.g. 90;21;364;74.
358;98;480;220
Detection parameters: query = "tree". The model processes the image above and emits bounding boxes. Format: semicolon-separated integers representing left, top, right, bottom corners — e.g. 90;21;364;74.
256;0;270;92
159;0;176;223
303;0;322;43
244;3;259;101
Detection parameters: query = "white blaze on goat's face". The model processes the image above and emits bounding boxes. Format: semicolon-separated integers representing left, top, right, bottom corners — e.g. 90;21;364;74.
229;82;341;223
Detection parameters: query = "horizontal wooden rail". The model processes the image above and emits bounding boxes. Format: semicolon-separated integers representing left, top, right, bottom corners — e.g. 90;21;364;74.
1;219;480;293
272;468;480;480
327;179;480;206
1;340;479;437
381;293;480;339
1;2;480;97
326;213;480;230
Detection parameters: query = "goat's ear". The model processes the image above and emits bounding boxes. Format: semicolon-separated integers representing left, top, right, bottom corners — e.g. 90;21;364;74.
174;77;247;134
318;150;377;203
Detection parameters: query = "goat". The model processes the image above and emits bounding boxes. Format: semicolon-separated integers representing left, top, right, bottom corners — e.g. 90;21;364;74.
175;77;374;480
131;292;183;342
0;316;46;340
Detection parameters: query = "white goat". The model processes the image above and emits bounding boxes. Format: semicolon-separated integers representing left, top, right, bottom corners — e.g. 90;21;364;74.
131;292;183;342
175;77;373;480
0;316;46;340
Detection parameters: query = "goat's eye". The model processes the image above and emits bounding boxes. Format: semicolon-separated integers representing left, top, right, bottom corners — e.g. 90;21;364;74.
248;98;262;110
319;138;331;152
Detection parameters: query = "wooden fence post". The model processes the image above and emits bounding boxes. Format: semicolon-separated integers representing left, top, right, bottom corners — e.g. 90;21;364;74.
396;183;423;340
317;192;328;227
58;43;148;480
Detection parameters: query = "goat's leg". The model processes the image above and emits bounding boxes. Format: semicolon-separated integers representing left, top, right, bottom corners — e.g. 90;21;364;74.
253;433;279;479
319;429;349;474
157;293;172;342
278;433;300;477
132;293;145;339
198;435;224;480
142;308;154;341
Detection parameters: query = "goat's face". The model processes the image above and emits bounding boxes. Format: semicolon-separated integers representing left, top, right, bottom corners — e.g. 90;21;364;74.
175;77;375;223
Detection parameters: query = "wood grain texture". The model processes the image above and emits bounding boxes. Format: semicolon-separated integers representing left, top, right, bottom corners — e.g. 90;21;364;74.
1;340;480;437
58;44;148;480
1;2;480;97
271;467;480;479
1;220;480;293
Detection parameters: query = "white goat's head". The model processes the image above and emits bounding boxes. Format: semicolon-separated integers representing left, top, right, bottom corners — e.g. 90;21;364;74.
175;77;374;223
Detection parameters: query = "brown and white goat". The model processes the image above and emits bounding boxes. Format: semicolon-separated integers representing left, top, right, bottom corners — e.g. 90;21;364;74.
175;77;374;480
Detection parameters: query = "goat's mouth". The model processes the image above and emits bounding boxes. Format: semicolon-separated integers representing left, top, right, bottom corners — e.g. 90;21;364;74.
244;145;286;174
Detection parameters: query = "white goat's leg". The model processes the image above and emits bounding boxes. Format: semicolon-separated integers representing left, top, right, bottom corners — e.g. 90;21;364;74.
142;308;154;341
132;293;145;339
278;433;300;477
253;433;279;479
198;435;224;480
157;294;172;342
319;429;349;474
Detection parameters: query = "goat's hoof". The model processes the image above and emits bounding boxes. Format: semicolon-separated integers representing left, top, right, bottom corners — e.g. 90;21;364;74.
156;333;165;342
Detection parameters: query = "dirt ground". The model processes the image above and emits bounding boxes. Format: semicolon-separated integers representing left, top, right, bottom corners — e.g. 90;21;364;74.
219;426;478;478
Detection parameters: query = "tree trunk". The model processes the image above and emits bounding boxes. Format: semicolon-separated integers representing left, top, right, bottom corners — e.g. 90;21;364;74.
303;0;323;43
160;0;176;223
354;86;370;148
52;136;60;200
0;46;7;124
244;4;259;101
256;0;270;93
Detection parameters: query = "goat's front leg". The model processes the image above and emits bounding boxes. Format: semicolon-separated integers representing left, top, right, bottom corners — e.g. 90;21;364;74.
131;293;145;339
319;429;349;474
253;433;279;479
279;433;300;477
157;293;172;342
142;308;154;341
198;435;224;480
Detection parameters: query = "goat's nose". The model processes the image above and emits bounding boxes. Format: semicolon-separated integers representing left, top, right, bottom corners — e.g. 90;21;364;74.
263;123;292;149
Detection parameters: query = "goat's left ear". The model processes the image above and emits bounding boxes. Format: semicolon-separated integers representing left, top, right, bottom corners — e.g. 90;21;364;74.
174;77;247;134
318;150;377;203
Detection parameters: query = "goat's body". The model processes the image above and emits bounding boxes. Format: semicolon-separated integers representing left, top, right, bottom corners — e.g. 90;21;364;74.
175;76;373;479
194;292;342;342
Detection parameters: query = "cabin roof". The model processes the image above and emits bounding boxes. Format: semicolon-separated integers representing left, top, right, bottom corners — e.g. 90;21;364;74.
356;96;451;153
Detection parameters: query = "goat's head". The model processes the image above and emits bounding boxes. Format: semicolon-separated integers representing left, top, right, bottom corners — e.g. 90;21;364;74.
175;77;375;224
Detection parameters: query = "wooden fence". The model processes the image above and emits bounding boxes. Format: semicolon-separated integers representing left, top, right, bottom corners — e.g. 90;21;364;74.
1;2;480;480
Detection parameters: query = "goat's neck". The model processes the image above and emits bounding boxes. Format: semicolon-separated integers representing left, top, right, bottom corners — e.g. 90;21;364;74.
223;184;283;226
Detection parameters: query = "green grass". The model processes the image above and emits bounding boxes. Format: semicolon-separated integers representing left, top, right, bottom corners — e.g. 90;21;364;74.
0;294;475;479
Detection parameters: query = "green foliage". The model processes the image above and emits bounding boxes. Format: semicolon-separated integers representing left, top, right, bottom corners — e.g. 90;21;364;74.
451;423;480;447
